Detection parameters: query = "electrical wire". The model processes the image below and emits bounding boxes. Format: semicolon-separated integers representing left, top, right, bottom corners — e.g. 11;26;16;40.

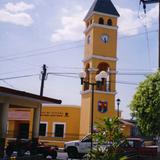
0;67;40;76
0;71;142;86
1;80;16;89
48;71;154;76
144;19;152;69
119;29;158;39
0;40;84;61
1;24;157;61
137;3;152;69
0;74;39;81
48;73;139;86
0;45;83;63
0;29;157;64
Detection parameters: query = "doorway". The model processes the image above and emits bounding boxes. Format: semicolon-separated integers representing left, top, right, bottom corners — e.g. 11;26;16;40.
18;123;29;139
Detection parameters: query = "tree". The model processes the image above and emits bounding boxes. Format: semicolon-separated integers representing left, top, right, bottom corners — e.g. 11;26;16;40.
130;71;160;137
86;117;126;160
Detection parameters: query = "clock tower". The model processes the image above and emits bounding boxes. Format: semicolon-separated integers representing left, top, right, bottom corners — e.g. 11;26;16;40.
79;0;120;137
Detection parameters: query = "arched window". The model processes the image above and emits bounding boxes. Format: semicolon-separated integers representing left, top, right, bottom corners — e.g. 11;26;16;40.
96;62;110;92
84;63;90;91
107;19;112;26
99;17;104;25
86;22;89;28
87;35;91;44
90;19;92;25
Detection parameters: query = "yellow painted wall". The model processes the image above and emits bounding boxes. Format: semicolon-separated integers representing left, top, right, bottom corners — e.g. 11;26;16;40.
7;105;80;148
122;125;132;137
79;94;91;138
39;105;80;147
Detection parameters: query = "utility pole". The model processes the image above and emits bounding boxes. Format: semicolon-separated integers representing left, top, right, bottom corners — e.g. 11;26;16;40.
40;64;47;96
140;0;160;69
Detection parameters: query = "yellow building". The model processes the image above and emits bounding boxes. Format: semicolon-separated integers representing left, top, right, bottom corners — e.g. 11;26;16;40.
8;105;80;147
6;0;136;148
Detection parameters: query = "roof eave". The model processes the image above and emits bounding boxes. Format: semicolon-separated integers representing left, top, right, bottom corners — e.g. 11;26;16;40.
0;86;62;104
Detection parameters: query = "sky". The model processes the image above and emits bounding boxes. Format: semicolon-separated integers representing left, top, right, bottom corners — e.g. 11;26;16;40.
0;0;159;119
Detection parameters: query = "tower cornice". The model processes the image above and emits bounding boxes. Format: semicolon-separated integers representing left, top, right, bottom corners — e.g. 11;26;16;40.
84;11;119;22
84;23;118;35
82;55;118;63
80;90;117;95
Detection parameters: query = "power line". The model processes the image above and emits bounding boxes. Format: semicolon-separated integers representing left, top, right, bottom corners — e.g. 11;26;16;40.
0;67;39;76
0;71;146;86
0;63;155;76
0;40;84;61
1;80;16;89
119;29;158;39
49;73;139;86
0;29;158;63
0;74;39;81
1;24;157;61
0;45;83;63
48;71;153;76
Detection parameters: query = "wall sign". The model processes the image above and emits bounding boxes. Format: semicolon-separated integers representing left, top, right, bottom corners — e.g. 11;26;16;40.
41;112;69;117
98;101;108;113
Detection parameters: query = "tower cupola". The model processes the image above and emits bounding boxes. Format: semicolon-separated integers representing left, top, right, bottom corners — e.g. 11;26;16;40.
84;0;120;21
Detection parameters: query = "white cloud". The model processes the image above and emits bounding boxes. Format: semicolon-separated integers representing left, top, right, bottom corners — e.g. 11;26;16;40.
51;4;158;42
118;4;158;36
0;10;33;26
0;2;34;26
5;2;34;13
51;6;86;42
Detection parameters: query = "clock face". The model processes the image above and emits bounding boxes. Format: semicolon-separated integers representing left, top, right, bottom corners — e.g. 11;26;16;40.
101;34;109;43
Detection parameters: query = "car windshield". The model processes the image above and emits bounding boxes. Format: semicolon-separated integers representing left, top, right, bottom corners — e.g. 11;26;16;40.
81;135;91;142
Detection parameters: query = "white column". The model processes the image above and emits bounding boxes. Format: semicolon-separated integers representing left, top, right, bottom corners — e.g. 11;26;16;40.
0;103;9;138
0;103;9;158
32;105;41;139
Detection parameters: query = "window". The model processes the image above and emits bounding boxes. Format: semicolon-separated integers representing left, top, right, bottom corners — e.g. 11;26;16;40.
99;17;104;24
39;122;47;136
84;63;90;91
86;22;89;28
81;135;91;142
53;123;66;138
90;19;92;25
107;19;112;26
87;35;91;44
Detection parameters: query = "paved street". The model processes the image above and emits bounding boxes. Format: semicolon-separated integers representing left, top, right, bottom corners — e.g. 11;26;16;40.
56;151;160;160
57;152;84;160
57;152;68;160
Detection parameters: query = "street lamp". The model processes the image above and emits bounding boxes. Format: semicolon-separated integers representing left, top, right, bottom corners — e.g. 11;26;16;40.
116;98;121;117
79;70;108;151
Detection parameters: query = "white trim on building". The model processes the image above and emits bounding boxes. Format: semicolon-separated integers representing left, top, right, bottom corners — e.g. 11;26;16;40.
52;122;66;138
40;121;48;137
80;90;116;95
83;55;118;63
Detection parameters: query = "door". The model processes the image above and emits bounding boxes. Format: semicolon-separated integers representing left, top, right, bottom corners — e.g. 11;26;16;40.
18;123;29;139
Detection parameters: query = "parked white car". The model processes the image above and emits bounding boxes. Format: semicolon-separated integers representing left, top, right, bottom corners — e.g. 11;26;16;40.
64;135;91;159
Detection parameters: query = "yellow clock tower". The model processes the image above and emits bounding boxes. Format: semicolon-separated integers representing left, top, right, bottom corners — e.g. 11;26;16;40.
80;0;120;137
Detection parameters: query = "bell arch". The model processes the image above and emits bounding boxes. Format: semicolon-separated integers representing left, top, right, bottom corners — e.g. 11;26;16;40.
84;63;90;91
107;19;112;26
96;62;110;91
99;17;104;25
